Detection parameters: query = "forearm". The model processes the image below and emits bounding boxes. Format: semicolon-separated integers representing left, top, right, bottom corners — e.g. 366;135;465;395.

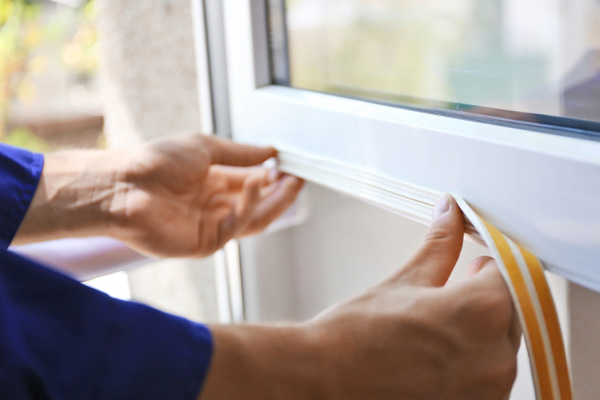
200;324;325;400
12;149;127;245
9;134;301;257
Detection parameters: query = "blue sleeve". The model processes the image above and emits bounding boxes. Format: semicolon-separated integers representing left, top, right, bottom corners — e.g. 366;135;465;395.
0;144;44;250
0;249;213;399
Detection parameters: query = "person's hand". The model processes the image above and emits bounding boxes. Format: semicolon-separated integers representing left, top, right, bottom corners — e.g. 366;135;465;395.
114;134;303;257
201;195;520;400
304;195;520;399
15;134;303;259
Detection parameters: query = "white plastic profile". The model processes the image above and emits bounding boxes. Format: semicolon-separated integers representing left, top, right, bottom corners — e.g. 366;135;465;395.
278;149;480;238
235;86;600;294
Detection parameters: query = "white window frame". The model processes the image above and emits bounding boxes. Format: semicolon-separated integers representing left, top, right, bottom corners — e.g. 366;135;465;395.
217;0;600;293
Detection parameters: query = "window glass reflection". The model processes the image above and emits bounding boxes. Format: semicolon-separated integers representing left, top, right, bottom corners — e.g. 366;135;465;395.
282;0;600;127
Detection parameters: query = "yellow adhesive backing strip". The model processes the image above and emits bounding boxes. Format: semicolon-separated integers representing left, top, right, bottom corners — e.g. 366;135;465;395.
520;248;572;400
485;220;553;399
459;201;572;400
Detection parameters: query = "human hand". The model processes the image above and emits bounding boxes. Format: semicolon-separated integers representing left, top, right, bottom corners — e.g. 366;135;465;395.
115;134;304;257
201;195;520;400
305;195;520;399
15;134;303;259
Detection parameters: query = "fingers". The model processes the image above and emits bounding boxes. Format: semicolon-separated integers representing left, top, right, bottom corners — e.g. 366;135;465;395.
468;259;521;348
210;165;270;192
455;258;522;350
479;263;522;350
508;309;523;351
234;173;264;230
388;194;465;287
243;174;304;236
215;173;303;247
467;256;493;278
217;172;264;247
461;258;508;296
205;136;276;167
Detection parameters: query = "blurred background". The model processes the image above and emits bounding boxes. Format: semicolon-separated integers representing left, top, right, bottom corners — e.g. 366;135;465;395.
1;0;102;152
1;0;219;323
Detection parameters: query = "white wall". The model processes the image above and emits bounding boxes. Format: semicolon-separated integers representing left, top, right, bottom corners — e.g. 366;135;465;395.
570;283;600;398
242;182;489;321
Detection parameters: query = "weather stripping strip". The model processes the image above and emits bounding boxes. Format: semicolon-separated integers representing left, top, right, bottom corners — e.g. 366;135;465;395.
277;148;572;400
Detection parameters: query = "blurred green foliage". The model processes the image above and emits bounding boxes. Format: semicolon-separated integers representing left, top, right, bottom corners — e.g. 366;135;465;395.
0;0;97;149
0;0;42;138
61;1;98;76
4;126;50;152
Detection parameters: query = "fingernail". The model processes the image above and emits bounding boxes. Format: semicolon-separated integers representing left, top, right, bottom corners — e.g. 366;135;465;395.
433;194;451;221
468;257;492;277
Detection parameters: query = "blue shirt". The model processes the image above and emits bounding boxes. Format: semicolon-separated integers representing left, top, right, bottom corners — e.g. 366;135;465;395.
0;144;212;399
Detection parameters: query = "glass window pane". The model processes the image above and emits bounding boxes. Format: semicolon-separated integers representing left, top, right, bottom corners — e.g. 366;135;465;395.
270;0;600;136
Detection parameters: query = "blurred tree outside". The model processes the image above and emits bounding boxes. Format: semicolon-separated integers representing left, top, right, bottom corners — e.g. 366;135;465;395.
0;0;103;153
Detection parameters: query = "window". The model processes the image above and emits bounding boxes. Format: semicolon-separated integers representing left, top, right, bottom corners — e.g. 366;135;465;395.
210;1;600;396
271;0;600;139
215;0;600;293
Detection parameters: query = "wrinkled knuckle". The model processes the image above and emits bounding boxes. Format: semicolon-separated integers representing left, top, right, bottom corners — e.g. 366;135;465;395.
424;227;453;244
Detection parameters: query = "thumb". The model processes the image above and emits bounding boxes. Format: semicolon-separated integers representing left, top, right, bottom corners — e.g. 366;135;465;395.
390;194;465;287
